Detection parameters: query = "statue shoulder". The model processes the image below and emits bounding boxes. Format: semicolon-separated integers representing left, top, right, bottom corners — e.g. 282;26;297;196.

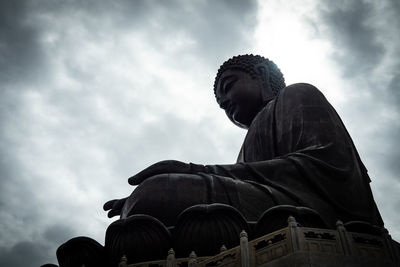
278;83;327;105
283;83;322;95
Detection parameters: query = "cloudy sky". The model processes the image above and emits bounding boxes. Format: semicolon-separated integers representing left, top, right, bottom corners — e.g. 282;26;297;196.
1;0;399;266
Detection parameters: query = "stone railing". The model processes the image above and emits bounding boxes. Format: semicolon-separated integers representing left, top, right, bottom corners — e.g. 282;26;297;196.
118;216;400;267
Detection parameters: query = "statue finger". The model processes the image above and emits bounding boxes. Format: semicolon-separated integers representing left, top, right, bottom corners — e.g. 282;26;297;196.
103;199;117;211
107;208;120;218
128;165;158;185
113;197;127;210
128;174;142;185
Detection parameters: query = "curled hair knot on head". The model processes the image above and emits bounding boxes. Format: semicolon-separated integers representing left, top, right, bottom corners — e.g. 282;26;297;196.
213;54;286;101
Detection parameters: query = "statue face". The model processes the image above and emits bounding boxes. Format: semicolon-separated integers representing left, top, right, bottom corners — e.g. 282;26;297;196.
216;69;271;128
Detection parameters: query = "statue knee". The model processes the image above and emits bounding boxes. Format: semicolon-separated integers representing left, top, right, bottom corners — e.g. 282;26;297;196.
125;174;171;210
137;173;171;192
122;173;210;226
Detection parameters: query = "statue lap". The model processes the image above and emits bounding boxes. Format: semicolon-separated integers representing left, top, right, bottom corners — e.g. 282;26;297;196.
121;173;298;227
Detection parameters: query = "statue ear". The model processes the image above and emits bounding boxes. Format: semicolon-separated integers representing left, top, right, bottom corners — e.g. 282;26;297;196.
254;63;270;86
255;63;274;103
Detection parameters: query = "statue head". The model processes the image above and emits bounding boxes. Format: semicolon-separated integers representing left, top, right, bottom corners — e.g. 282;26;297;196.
214;54;285;128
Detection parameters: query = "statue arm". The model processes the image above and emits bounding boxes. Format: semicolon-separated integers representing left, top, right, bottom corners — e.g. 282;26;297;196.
202;159;293;184
128;160;213;185
126;159;270;186
127;158;294;186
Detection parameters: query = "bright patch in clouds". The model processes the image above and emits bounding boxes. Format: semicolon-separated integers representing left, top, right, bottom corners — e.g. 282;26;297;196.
254;0;345;103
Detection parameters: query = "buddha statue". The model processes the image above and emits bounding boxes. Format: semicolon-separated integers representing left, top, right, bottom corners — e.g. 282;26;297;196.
104;54;383;230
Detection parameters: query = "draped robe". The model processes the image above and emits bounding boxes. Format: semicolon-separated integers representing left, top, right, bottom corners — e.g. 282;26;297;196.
123;83;383;228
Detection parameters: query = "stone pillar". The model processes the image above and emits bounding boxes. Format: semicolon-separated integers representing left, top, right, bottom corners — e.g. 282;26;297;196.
240;230;250;267
188;251;197;267
288;216;300;252
166;248;175;267
220;245;227;253
118;255;127;267
336;220;353;255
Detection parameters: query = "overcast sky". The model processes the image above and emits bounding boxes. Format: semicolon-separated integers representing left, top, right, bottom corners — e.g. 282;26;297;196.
1;0;399;266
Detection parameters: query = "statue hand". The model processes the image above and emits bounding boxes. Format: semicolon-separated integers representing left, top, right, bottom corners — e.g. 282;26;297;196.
128;160;197;185
103;197;127;218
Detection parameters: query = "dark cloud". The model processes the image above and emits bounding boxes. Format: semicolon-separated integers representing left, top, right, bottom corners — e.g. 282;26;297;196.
24;0;257;70
387;69;400;109
0;241;50;267
0;223;74;267
316;0;385;77
43;224;75;246
383;0;400;107
0;224;74;267
313;0;400;103
0;0;47;86
144;0;258;66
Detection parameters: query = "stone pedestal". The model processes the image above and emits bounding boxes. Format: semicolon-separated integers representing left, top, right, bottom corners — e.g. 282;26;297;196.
123;216;399;267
